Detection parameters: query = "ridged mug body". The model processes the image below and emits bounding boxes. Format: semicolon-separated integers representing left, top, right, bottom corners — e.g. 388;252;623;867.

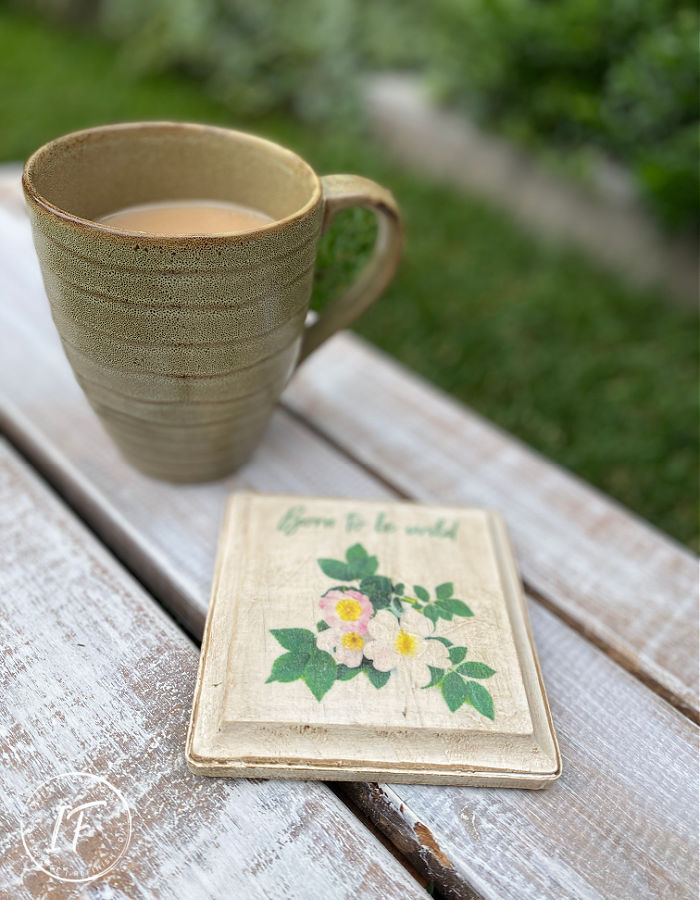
23;123;324;482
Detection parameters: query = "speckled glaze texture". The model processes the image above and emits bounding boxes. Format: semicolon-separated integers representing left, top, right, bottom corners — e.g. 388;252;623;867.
22;123;402;482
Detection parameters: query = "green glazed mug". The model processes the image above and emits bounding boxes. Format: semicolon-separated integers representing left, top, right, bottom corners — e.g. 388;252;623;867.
22;122;402;482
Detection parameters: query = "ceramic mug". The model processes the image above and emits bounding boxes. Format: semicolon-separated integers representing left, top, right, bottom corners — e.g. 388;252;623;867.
22;122;401;482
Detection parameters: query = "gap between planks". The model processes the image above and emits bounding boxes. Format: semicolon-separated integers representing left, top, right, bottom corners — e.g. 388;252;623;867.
0;440;433;900
1;166;696;898
2;163;695;723
0;418;438;897
0;413;196;642
0;396;501;898
3;401;696;899
280;329;698;722
279;403;699;725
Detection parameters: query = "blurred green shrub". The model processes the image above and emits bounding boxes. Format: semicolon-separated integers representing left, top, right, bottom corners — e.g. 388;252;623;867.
371;0;699;232
100;0;362;121
16;0;362;121
14;0;699;231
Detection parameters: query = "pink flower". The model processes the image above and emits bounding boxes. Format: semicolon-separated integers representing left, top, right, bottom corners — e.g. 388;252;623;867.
316;627;367;668
319;589;372;633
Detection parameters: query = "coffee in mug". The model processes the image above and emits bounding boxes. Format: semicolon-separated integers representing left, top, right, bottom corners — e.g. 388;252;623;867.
22;122;402;482
99;199;273;235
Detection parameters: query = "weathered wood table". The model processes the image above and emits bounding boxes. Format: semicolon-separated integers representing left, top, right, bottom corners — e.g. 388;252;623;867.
1;167;697;899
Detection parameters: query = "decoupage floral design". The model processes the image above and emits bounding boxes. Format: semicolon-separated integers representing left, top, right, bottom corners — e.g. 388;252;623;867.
265;543;496;719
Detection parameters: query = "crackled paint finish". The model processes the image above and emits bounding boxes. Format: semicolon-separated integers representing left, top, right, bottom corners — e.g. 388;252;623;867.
266;542;497;717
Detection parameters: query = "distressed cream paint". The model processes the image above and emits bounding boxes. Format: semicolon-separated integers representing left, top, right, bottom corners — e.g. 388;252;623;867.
187;494;561;786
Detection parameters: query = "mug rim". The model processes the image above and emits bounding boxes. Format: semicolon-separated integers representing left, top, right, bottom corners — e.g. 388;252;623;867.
22;121;323;244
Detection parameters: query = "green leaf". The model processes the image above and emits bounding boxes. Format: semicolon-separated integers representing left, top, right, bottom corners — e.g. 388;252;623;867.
364;663;391;689
393;583;405;594
423;604;440;625
413;585;430;603
337;664;363;681
346;543;378;578
359;575;393;609
448;646;467;665
316;619;330;632
270;628;316;653
433;603;453;621
435;582;454;600
303;650;337;700
390;597;404;616
345;543;368;564
422;666;445;688
441;672;468;712
426;635;453;647
457;661;496;679
266;652;310;683
465;681;495;719
317;558;353;581
360;558;379;577
441;598;473;617
360;574;392;592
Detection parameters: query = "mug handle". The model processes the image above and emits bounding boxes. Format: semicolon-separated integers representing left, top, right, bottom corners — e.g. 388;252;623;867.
298;174;402;363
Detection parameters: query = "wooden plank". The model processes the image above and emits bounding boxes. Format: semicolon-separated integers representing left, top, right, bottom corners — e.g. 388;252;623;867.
0;192;386;637
6;161;695;720
1;167;697;899
283;335;699;719
342;601;699;899
0;441;427;899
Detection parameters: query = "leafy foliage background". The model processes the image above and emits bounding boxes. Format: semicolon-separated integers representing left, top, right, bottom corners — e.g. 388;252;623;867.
1;4;696;550
13;0;699;231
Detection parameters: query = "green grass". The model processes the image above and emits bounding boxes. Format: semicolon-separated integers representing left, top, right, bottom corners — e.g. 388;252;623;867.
1;8;697;550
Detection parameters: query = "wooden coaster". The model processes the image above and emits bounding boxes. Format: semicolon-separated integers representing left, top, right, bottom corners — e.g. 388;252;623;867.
186;493;561;787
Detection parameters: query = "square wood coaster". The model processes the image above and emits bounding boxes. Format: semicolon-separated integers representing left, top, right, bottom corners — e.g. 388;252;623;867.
186;493;561;787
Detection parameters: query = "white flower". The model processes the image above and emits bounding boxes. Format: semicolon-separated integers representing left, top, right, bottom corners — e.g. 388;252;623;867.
363;609;450;685
316;626;367;668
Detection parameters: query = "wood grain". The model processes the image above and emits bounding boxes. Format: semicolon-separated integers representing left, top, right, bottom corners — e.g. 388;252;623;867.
0;187;387;636
1;167;697;899
5;162;696;722
283;334;699;719
10;156;694;720
343;600;699;899
0;441;427;899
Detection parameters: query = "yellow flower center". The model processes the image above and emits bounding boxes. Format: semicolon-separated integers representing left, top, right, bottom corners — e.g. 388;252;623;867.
341;632;364;651
395;630;418;657
336;598;362;621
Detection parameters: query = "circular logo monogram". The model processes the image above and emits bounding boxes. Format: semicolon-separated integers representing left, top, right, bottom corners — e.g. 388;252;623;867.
21;772;132;884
